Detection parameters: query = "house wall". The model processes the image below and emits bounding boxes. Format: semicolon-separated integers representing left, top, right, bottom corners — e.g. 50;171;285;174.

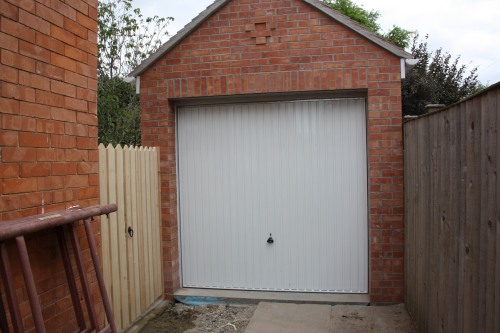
0;0;101;331
140;0;404;304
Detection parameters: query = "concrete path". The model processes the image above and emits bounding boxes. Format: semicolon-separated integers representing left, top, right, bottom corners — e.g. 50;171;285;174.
244;302;417;333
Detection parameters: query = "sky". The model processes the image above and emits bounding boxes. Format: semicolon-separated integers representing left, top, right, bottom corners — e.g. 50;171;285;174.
134;0;500;85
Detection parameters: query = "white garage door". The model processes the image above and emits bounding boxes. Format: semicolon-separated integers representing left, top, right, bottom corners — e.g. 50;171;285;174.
178;98;368;293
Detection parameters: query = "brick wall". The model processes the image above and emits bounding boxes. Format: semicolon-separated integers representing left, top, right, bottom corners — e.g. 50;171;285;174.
140;0;404;304
0;0;101;331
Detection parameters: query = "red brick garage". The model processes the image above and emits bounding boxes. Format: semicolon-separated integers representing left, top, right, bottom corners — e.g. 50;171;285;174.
129;0;412;304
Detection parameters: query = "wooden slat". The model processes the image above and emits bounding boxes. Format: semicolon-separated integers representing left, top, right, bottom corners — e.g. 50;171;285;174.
106;144;122;330
124;147;135;322
98;144;111;305
153;148;163;298
494;89;500;333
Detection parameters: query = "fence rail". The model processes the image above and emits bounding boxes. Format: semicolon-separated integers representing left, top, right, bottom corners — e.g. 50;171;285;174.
99;144;162;332
404;83;499;333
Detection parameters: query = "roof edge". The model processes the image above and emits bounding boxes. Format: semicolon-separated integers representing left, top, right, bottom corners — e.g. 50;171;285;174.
129;0;413;77
129;0;231;77
303;0;412;59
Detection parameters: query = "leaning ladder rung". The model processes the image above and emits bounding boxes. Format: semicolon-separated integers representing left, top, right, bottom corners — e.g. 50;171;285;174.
0;205;118;333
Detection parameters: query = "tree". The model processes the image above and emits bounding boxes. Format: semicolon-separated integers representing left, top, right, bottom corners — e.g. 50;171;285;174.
402;35;479;116
98;0;173;146
323;0;413;48
323;0;480;116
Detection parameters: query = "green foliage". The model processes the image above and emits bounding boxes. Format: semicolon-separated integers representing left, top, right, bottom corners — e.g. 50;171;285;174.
98;0;172;145
324;0;380;33
323;0;413;49
384;25;413;49
98;0;173;78
98;77;141;146
402;35;479;116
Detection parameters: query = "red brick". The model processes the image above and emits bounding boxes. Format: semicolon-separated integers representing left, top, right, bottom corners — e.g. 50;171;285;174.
65;0;88;15
36;119;65;134
50;107;76;122
76;137;96;150
64;44;87;63
2;82;36;102
36;62;65;81
19;132;50;148
76;36;97;55
14;0;35;13
0;64;19;84
77;161;97;174
50;134;76;148
50;53;77;71
0;16;36;43
35;2;64;27
63;17;87;39
75;62;94;77
76;112;96;126
51;162;77;175
0;97;20;114
2;114;36;132
0;130;18;146
2;178;37;194
65;71;88;88
35;90;65;108
65;96;87;112
19;72;51;91
37;176;64;191
64;150;88;162
0;31;19;52
65;175;88;188
73;186;98;200
50;24;76;46
76;12;96;32
19;8;50;35
35;32;65;54
36;148;65;162
20;163;51;177
1;49;36;72
0;164;19;178
0;0;19;20
50;79;76;97
88;174;98;186
52;0;77;20
64;122;88;136
20;101;51;119
0;196;20;211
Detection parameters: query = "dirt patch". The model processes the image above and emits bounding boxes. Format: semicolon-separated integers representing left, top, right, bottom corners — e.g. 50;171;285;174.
139;303;256;333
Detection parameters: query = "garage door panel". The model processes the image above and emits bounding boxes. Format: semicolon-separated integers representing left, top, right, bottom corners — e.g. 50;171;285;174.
178;99;368;292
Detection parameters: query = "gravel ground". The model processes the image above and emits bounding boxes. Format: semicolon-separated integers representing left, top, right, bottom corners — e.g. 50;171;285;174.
138;303;256;333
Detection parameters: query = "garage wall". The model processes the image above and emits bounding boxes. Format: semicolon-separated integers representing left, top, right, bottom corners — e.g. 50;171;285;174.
140;0;404;304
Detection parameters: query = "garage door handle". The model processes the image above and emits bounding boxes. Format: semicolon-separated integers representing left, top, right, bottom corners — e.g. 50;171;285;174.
267;233;274;244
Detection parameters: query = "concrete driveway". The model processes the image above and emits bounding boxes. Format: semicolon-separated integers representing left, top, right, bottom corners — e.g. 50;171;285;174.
244;302;417;333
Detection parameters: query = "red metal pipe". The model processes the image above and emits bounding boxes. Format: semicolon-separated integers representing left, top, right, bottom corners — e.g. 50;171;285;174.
0;243;23;333
16;236;46;333
56;227;87;330
68;223;99;330
84;219;117;333
0;204;117;241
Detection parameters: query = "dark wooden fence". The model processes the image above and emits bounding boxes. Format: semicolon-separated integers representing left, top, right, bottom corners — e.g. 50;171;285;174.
404;82;499;333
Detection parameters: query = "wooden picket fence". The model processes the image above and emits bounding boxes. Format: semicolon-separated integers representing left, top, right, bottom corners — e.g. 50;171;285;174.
98;144;163;332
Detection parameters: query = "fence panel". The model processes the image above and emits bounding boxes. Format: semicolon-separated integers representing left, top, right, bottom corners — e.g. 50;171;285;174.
99;144;162;332
404;83;499;333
